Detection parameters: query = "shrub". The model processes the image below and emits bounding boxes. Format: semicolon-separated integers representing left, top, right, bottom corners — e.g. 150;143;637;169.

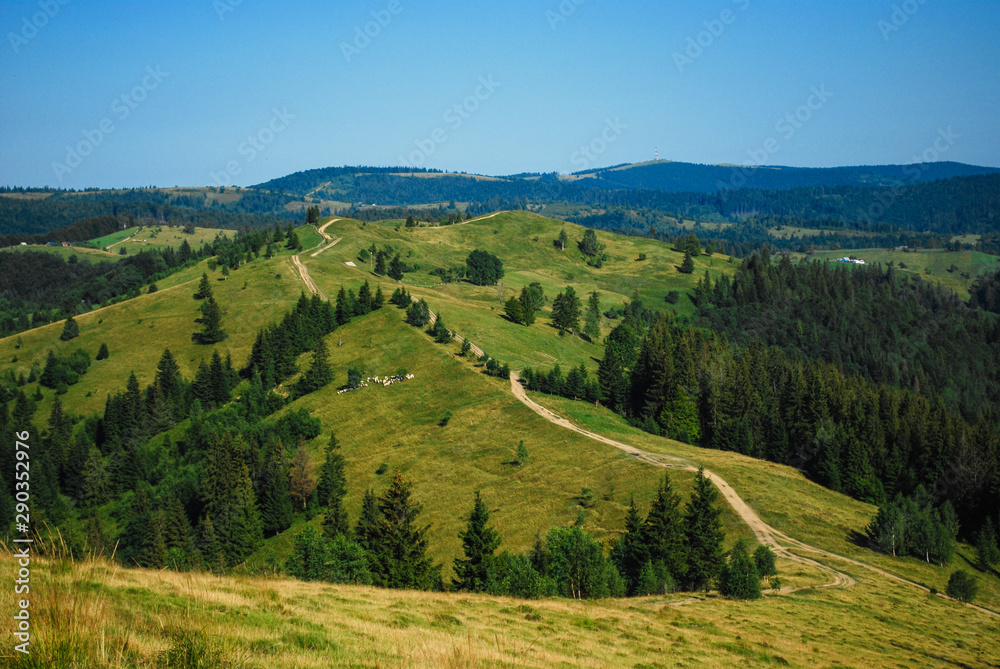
946;570;978;603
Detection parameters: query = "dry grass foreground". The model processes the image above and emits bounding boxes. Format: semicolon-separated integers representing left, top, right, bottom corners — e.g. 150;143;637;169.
0;542;997;669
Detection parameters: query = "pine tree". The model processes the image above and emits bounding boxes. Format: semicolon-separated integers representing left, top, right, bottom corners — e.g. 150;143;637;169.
976;518;1000;571
598;347;629;413
610;496;650;595
257;440;293;537
369;471;436;589
358;281;373;314
138;509;168;569
335;286;351;325
197;515;225;574
374;250;387;276
679;252;695;274
684;468;726;591
388;254;404;281
373;285;385;310
642;474;688;585
208;350;230;406
551;287;581;334
96;342;110;360
517;286;537;325
432;312;451;343
201;432;263;565
453;492;501;592
79;448;111;507
198;295;227;344
295;338;334;397
719;538;761;600
354;488;380;552
317;435;349;539
60;315;79;341
195;272;213;300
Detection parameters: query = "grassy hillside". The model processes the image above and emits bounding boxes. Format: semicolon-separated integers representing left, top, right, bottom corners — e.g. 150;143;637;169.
795;247;1000;299
91;224;236;253
248;307;754;576
300;212;729;372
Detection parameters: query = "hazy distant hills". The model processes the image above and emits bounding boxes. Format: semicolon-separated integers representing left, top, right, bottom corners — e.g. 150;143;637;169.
256;160;1000;198
565;160;1000;193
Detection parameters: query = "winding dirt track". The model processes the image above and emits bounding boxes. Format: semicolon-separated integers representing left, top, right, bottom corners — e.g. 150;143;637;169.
509;372;1000;615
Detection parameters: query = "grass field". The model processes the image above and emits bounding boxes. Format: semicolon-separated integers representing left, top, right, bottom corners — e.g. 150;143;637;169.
0;244;120;262
1;545;996;669
91;225;236;254
794;247;1000;299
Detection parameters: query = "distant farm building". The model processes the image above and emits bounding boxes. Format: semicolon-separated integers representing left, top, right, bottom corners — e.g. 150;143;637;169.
837;257;866;265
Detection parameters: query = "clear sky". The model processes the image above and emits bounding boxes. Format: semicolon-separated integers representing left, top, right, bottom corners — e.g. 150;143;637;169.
1;0;998;188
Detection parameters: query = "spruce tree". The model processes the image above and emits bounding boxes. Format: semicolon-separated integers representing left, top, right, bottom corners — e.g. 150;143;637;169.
195;272;213;300
295;338;333;397
388;254;404;281
642;474;688;585
374;250;388;276
976;518;1000;571
198;295;227;344
679;251;695;274
79;448;111;507
335;286;351;325
258;440;293;537
201;432;263;565
358;281;373;314
684;468;726;591
719;538;761;600
60;315;79;341
369;471;436;589
453;492;501;592
96;342;110;360
517;286;536;325
354;488;380;552
318;435;350;539
432;313;451;343
611;496;650;595
373;285;385;309
197;515;225;574
140;509;168;569
551;287;581;334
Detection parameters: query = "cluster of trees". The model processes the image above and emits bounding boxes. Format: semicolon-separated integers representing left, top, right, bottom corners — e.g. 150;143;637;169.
526;288;999;538
866;486;959;564
334;280;385;326
358;244;407;281
286;466;767;601
503;283;544;325
39;348;91;393
465;250;504;286
521;364;600;403
287;469;439;590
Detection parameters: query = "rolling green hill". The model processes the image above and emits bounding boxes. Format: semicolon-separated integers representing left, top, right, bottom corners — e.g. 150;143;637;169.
1;212;997;668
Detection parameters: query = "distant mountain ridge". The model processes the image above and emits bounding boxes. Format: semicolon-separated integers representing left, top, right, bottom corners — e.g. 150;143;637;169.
256;160;1000;197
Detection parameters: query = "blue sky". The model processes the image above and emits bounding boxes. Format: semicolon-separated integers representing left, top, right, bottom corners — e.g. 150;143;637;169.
1;0;998;188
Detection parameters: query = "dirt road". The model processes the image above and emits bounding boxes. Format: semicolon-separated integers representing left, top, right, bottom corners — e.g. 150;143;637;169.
509;372;1000;615
291;255;325;300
